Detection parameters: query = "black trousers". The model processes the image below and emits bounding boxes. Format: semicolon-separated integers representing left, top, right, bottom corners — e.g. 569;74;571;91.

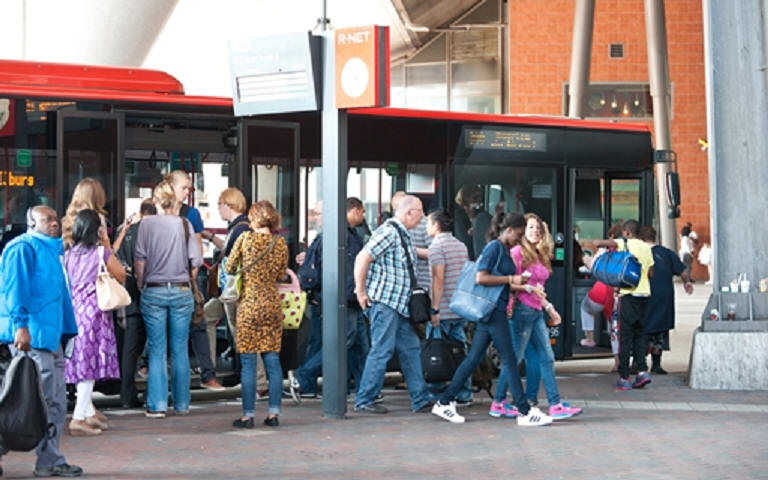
618;295;649;379
120;313;146;406
189;321;216;383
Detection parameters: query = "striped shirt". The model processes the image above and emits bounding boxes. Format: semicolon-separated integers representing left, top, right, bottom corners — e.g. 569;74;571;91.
409;217;432;289
363;219;415;316
428;232;469;321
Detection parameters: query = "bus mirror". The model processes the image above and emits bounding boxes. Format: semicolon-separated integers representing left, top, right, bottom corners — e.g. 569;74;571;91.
666;172;681;218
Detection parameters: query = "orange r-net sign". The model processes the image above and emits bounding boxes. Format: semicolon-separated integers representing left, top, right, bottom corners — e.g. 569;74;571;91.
335;25;389;109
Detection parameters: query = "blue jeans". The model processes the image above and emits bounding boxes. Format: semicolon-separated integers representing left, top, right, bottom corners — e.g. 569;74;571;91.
355;302;429;411
425;320;473;402
296;306;371;394
296;304;323;394
241;352;282;416
140;286;194;413
438;309;529;415
495;303;560;406
346;307;370;392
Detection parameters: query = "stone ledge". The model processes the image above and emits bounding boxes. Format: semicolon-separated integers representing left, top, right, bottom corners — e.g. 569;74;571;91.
688;328;768;390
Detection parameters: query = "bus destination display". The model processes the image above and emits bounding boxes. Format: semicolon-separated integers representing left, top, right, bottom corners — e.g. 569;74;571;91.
464;127;546;152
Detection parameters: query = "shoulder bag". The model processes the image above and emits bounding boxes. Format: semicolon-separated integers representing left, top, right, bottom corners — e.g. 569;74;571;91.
449;243;506;323
220;234;279;305
388;221;431;325
96;245;132;311
207;220;251;297
590;238;641;288
181;219;206;326
420;326;466;383
278;268;308;329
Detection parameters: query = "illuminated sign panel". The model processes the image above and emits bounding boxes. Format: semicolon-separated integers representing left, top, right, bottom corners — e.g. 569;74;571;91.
0;171;35;187
464;127;547;152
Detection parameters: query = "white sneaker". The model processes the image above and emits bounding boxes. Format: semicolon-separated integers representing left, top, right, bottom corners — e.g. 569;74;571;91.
431;401;465;424
517;406;552;427
287;370;301;404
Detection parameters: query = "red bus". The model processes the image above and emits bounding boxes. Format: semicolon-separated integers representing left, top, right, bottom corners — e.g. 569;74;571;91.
0;59;655;367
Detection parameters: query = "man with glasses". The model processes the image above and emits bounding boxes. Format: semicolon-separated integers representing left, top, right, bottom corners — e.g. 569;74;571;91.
353;195;430;414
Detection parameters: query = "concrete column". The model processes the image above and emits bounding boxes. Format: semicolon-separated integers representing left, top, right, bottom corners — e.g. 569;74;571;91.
703;0;768;289
644;0;677;250
567;0;595;119
689;1;768;391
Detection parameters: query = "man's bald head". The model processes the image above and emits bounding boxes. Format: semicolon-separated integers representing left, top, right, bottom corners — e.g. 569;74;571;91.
28;205;61;238
395;195;423;229
390;191;407;211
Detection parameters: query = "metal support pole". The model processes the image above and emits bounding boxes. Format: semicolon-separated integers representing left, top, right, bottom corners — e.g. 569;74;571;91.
644;0;677;249
320;31;348;419
567;0;595;118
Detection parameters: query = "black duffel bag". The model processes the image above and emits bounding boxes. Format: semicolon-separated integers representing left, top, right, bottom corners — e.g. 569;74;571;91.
421;333;467;383
0;351;49;451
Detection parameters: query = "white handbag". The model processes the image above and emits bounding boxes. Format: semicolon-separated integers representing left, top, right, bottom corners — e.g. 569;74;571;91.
95;246;132;311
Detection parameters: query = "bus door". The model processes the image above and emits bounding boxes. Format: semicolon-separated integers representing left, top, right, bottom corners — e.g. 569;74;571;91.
568;168;646;358
56;111;124;226
450;157;566;359
237;119;300;261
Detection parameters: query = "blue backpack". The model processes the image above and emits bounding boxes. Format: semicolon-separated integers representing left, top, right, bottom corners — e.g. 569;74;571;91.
590;238;642;289
298;236;322;293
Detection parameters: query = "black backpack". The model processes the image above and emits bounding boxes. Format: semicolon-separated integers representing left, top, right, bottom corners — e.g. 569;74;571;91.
298;236;322;294
0;352;50;451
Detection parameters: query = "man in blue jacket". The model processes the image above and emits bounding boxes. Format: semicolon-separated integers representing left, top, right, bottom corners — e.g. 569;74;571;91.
0;206;82;478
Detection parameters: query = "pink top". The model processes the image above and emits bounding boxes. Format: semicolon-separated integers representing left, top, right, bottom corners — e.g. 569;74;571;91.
511;245;550;311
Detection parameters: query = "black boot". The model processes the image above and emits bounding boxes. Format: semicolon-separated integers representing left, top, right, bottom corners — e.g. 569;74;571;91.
650;353;667;375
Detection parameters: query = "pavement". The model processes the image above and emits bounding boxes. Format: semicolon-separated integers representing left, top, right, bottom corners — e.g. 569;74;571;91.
3;283;767;479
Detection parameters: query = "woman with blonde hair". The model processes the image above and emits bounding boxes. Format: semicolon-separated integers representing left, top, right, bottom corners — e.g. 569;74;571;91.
134;180;202;417
491;213;583;420
164;170;224;391
62;177;109;249
226;200;288;428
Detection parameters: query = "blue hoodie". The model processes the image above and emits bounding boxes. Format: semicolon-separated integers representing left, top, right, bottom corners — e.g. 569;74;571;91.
0;231;78;352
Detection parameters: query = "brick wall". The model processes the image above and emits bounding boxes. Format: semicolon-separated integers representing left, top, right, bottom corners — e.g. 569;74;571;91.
509;0;709;279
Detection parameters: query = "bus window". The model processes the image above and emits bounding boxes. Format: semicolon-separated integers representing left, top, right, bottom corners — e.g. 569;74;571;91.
0;148;56;253
452;165;558;259
60;115;120;227
610;178;641;227
299;165;392;249
573;177;605;263
347;166;390;241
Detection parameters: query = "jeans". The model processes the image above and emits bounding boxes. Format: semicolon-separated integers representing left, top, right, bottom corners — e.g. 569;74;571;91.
618;295;649;379
495;303;560;406
296;306;371;394
120;313;146;406
296;304;323;394
189;320;216;382
438;309;530;416
241;352;282;416
425;319;473;402
346;307;370;392
9;346;67;470
355;302;429;411
140;285;194;413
